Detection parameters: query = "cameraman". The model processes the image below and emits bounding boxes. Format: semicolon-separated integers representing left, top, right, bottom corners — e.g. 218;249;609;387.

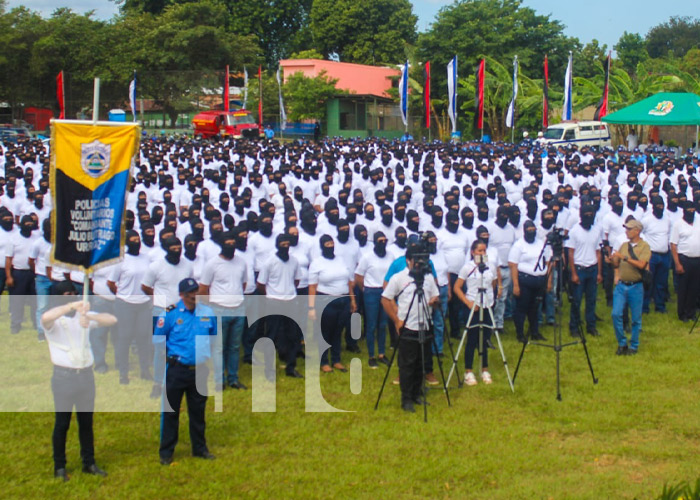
381;240;440;413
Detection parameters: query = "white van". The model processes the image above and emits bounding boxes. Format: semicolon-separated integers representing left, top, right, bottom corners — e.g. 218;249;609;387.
540;121;612;148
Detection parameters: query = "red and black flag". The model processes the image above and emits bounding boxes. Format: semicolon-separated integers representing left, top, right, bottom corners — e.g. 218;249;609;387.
223;65;230;113
543;56;549;129
474;59;485;130
594;52;612;121
423;61;431;129
258;65;263;128
56;71;65;119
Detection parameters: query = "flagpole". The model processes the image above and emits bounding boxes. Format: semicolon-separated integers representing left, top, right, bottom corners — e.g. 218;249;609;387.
85;77;101;319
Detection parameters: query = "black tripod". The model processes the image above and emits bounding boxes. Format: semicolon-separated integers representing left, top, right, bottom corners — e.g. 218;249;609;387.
512;239;598;400
375;278;451;422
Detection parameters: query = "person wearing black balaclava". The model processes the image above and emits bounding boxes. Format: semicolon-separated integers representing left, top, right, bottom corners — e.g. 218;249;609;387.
354;224;369;252
141;236;194;396
406;209;420;235
333;219;361;353
670;201;700;322
108;230;153;386
31;218;53;342
141;220;156;255
247;213;276;277
355;232;393;369
509;221;552;343
487;205;516;334
388;226;407;260
565;205;603;337
6;214;38;334
199;230;249;390
641;195;671;314
257;234;304;379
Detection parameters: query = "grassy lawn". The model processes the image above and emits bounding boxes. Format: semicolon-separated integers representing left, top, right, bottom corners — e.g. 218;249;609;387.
1;291;699;499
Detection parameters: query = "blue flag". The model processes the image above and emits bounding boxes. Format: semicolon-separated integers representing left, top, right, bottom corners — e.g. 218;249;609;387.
399;61;408;128
562;52;573;121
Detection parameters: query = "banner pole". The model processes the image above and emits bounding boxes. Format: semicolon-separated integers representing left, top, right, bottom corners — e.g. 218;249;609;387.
92;78;100;124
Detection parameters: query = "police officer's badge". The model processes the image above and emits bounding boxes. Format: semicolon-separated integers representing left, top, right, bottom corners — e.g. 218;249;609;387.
177;319;184;325
157;317;165;328
80;140;111;178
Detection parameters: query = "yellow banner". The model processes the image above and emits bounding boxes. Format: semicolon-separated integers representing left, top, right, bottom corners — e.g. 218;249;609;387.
51;121;140;191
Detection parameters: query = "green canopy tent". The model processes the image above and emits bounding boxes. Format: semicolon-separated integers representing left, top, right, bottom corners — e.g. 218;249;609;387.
602;92;700;153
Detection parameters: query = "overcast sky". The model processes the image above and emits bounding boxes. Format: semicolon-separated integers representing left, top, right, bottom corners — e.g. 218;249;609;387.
5;0;699;51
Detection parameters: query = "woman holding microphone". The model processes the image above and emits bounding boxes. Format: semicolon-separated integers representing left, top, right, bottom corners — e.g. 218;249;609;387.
453;239;500;386
508;221;553;343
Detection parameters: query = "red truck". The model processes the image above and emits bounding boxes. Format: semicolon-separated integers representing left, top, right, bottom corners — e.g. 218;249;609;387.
192;110;263;140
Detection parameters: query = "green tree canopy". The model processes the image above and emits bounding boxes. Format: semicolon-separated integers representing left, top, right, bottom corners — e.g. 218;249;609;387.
646;16;700;59
282;71;342;121
310;0;417;65
614;32;649;75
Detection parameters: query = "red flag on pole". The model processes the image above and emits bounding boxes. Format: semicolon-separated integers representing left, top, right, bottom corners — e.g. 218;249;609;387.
423;61;431;130
543;56;550;129
56;71;65;119
258;65;263;128
594;52;611;121
224;65;230;113
475;59;485;130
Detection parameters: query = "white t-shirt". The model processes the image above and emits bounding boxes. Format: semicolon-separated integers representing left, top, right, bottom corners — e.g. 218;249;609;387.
257;254;301;300
355;251;394;288
200;255;248;308
382;267;439;331
44;313;97;369
508;238;552;276
109;253;151;304
309;256;351;295
565;224;603;267
7;233;37;269
29;237;51;277
670;218;700;257
141;258;194;308
641;213;671;254
458;260;496;308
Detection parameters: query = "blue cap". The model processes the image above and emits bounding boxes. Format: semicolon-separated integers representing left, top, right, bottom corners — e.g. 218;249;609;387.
179;278;199;293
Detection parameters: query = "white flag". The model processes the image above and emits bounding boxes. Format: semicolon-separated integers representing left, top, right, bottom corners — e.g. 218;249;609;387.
506;56;518;128
243;67;249;109
447;56;457;134
562;52;573;121
276;67;286;131
399;61;408;128
129;72;137;123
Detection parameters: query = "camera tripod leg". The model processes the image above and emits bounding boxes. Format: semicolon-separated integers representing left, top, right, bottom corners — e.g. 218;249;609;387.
688;312;700;334
432;335;451;405
441;317;462;387
419;334;428;423
487;307;514;393
579;328;599;385
447;305;476;387
512;328;530;385
374;333;402;411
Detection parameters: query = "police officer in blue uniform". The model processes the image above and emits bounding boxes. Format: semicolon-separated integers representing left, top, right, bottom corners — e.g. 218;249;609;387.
155;278;217;465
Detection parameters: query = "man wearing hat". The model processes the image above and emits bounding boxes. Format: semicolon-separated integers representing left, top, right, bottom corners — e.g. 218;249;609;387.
154;277;217;465
611;219;651;355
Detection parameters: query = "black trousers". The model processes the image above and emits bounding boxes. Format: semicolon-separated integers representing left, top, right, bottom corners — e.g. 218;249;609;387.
397;330;427;403
114;299;153;378
677;255;700;321
51;366;95;471
514;273;546;338
265;314;301;374
160;362;209;460
464;306;492;370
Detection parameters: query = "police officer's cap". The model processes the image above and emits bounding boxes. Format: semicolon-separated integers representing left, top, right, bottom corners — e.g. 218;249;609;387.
179;278;199;293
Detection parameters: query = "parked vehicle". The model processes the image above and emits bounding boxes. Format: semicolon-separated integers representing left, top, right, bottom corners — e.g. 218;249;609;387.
192;110;262;140
540;121;612;148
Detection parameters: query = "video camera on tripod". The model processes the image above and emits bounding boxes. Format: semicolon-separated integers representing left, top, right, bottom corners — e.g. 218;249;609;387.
408;232;433;288
545;227;568;255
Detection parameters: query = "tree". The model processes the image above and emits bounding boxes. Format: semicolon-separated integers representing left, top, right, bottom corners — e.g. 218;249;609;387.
646;16;700;59
417;0;578;122
614;32;648;75
288;49;324;60
245;71;280;125
575;39;608;79
282;71;342;121
310;0;417;65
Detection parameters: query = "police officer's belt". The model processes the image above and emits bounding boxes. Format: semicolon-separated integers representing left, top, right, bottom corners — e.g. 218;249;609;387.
166;357;201;370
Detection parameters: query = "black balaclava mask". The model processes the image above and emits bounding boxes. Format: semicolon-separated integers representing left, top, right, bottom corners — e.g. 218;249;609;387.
300;211;317;235
19;216;33;238
523;221;537;244
683;202;695;224
259;218;273;237
509;207;521;228
354;225;368;247
541;209;555;230
461;208;474;230
184;235;198;261
431;206;443;229
580;207;595;230
526;198;538;221
612;196;623;216
652;197;665;219
320;235;334;260
407;210;419;232
395;228;407;249
337;221;350;243
287;231;299;247
638;196;648;212
126;230;141;256
220;233;236;259
276;235;290;262
495;206;508;228
381;208;393;227
235;229;248;252
0;213;13;232
164;237;182;265
446;211;459;233
364;205;375;221
373;232;387;258
627;193;638;211
477;202;489;223
476;225;489;247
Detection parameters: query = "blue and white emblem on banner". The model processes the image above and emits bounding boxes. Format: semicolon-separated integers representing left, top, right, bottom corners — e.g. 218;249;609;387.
81;140;111;178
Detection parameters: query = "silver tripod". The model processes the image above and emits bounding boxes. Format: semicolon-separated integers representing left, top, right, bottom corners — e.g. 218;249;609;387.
446;258;515;392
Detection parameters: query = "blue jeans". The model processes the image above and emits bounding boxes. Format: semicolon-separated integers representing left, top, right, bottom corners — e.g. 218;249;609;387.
613;282;643;349
644;251;670;313
538;267;557;325
432;285;448;355
363;287;387;358
569;265;598;332
35;274;52;335
211;304;246;385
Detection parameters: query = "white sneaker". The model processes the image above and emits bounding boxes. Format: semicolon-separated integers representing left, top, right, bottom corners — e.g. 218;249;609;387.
464;372;477;386
481;371;492;385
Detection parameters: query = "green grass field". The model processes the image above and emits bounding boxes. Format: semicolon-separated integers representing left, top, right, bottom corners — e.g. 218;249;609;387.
1;292;700;500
